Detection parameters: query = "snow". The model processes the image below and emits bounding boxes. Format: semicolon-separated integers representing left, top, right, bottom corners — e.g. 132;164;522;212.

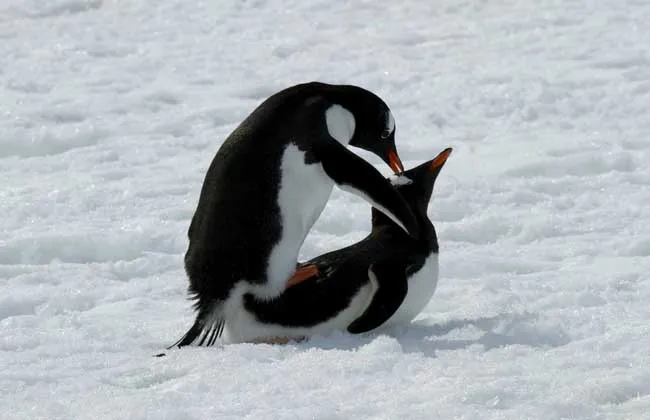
2;0;650;418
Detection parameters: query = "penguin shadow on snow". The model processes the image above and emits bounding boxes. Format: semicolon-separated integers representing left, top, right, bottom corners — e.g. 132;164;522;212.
394;312;571;357
296;312;571;358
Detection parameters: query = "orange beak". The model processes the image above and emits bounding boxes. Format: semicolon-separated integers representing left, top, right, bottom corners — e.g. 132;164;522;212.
388;149;404;174
286;264;319;288
430;148;452;171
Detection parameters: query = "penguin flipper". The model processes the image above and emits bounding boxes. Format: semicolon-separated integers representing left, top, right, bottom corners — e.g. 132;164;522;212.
347;262;408;334
317;141;419;238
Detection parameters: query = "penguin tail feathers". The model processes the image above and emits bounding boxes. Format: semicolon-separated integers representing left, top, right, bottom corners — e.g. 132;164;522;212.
168;318;225;349
168;299;226;349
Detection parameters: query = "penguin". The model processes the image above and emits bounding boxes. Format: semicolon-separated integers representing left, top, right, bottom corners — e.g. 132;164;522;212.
171;82;420;348
226;148;452;344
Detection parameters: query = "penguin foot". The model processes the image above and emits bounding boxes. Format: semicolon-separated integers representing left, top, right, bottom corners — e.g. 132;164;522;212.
251;336;306;345
286;264;319;287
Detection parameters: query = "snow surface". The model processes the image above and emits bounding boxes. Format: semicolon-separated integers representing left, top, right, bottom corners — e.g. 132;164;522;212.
2;0;650;418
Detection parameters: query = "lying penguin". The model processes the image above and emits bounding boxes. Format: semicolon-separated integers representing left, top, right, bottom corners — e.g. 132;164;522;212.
172;82;419;348
223;148;452;344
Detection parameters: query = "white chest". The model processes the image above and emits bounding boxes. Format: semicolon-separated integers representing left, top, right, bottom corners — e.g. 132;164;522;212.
262;144;334;297
382;253;439;329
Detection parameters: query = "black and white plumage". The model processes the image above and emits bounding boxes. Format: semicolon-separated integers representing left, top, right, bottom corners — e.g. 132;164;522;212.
171;82;419;348
227;148;452;343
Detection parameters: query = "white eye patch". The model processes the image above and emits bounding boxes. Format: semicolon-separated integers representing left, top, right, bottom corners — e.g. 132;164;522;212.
325;104;356;145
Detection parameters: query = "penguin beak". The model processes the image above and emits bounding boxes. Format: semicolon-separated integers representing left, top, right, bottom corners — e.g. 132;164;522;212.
388;148;405;174
286;264;319;288
429;148;452;172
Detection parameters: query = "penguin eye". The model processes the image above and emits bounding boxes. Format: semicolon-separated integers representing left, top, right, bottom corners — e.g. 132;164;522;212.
380;129;391;139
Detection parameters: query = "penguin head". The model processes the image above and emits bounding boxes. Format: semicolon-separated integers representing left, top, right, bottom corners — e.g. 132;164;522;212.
327;85;404;174
350;108;404;175
350;105;403;175
380;147;452;220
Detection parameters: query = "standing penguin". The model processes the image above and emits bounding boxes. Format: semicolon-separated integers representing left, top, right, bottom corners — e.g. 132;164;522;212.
172;82;419;348
228;148;452;344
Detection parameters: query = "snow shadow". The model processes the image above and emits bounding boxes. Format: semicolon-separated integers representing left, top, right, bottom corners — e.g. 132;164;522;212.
302;312;571;357
396;312;571;357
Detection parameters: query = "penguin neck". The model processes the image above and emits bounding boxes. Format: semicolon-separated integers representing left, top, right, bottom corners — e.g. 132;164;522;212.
371;206;438;252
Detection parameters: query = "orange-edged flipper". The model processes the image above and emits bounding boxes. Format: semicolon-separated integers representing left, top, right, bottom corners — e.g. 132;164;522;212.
286;264;320;287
